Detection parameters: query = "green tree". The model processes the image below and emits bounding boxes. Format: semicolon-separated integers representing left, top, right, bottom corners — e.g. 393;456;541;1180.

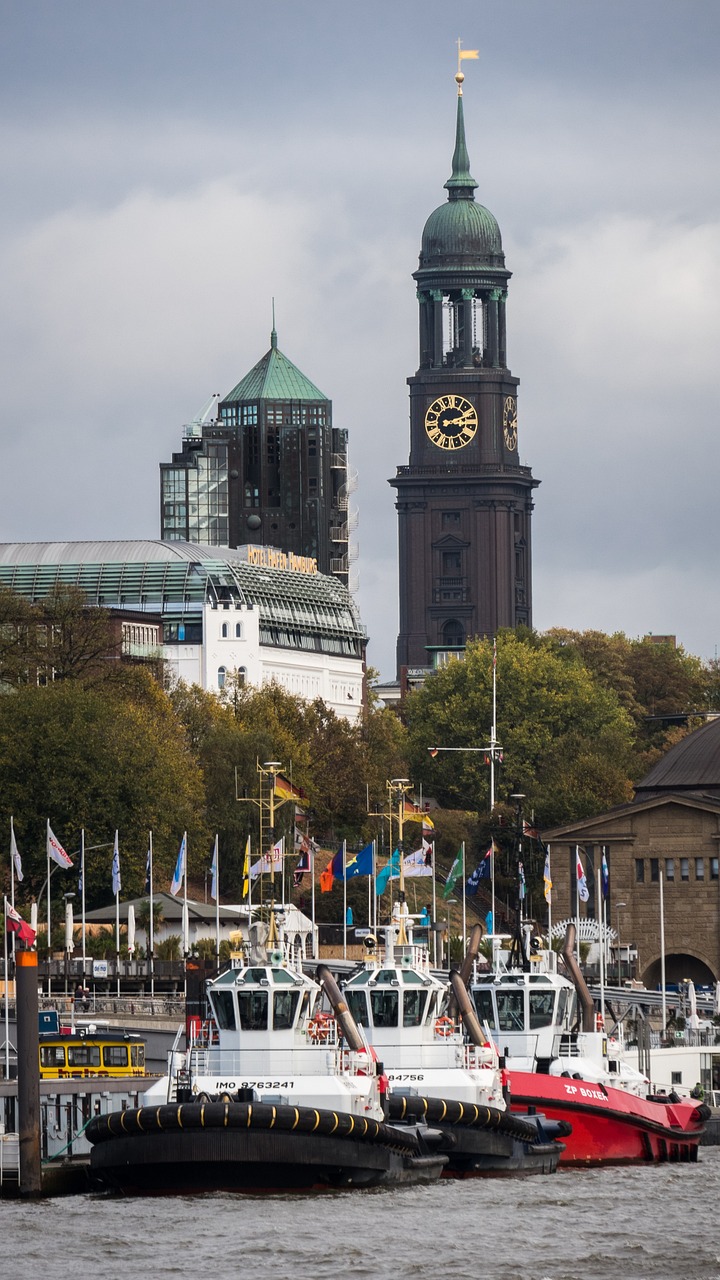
0;672;207;906
405;632;635;830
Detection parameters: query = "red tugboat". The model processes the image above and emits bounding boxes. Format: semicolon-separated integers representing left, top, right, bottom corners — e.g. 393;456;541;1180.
469;924;708;1166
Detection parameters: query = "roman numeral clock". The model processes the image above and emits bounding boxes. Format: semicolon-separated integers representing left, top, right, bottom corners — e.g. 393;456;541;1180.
390;72;539;681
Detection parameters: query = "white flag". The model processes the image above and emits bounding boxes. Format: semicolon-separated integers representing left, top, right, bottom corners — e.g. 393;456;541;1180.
576;848;590;903
403;839;433;877
210;835;218;901
170;832;186;897
10;820;23;882
47;821;73;869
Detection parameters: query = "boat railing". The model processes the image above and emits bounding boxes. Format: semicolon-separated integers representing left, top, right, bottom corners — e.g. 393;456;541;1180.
553;1034;582;1058
464;1042;498;1071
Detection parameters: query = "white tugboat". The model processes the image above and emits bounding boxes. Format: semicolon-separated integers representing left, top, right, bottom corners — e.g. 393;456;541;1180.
340;909;565;1175
87;918;446;1192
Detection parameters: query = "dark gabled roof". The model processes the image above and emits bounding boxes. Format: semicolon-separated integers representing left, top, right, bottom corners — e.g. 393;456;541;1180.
84;891;248;925
542;790;720;843
634;716;720;800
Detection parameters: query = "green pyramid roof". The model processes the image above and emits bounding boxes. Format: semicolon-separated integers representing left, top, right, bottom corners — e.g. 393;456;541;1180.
222;330;328;404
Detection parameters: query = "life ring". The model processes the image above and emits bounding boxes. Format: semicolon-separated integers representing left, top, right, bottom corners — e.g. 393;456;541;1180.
435;1016;455;1038
596;1013;605;1032
308;1013;334;1043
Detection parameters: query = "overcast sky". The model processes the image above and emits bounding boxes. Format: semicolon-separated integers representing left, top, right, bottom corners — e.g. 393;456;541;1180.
1;1;719;679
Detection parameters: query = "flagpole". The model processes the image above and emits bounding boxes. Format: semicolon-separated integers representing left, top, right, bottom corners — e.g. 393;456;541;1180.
461;841;466;954
214;834;220;968
431;839;437;967
547;844;552;951
3;898;9;1081
342;840;347;961
10;818;16;963
575;845;581;964
149;830;155;1000
114;831;121;999
80;828;86;976
597;866;605;1027
183;830;188;999
660;869;667;1040
46;819;52;997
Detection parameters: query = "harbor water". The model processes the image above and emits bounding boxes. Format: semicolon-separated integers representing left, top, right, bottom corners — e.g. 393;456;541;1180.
3;1149;720;1280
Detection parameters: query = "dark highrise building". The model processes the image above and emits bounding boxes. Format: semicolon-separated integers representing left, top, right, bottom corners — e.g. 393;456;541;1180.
390;78;539;680
160;329;351;584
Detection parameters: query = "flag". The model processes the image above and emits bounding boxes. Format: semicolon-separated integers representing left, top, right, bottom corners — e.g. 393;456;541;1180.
459;48;479;59
293;848;311;888
485;909;493;933
274;773;305;803
576;847;589;903
346;906;353;926
241;835;251;899
250;838;284;879
522;820;539;840
330;845;345;879
429;746;439;758
143;846;151;895
344;843;374;879
112;831;121;896
320;858;335;893
170;832;186;897
210;835;218;901
10;823;22;883
403;840;433;877
478;843;494;878
466;864;483;896
421;815;435;832
443;847;463;900
47;822;73;869
5;900;36;948
519;861;526;901
376;849;400;895
543;849;552;904
601;847;609;899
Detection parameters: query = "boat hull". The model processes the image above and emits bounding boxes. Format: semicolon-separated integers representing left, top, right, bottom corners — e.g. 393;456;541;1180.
87;1100;446;1193
386;1094;564;1177
506;1070;707;1166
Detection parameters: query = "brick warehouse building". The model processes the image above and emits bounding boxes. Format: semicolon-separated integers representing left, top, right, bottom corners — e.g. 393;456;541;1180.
543;717;720;987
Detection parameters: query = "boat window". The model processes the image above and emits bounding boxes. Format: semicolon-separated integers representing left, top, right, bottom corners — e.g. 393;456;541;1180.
556;989;572;1028
130;1045;145;1067
346;991;369;1026
238;990;268;1030
375;970;397;984
528;991;556;1029
273;990;299;1029
212;990;236;1030
102;1046;130;1068
473;989;495;1028
496;990;525;1032
370;989;399;1027
401;971;423;985
272;970;295;984
67;1044;101;1067
403;990;426;1027
242;968;269;983
298;990;312;1025
40;1045;66;1068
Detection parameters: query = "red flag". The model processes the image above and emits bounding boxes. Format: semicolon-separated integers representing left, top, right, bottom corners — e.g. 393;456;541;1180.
5;901;36;948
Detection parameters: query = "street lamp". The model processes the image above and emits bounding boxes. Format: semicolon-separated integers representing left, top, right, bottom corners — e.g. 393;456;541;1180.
615;901;627;985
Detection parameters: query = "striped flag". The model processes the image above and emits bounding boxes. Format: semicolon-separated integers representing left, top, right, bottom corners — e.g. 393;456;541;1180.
47;822;73;869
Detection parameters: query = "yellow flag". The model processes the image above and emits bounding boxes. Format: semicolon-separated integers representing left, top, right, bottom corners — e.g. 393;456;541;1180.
242;835;251;899
460;49;479;60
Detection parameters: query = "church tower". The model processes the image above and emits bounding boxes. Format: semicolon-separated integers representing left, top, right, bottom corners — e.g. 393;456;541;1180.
390;73;539;680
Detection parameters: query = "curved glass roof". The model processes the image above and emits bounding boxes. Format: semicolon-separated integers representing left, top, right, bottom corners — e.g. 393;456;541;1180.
0;541;365;641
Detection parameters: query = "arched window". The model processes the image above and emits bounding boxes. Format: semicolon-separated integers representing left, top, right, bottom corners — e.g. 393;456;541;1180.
221;622;228;638
235;622;242;639
237;666;247;688
442;618;465;648
217;666;227;690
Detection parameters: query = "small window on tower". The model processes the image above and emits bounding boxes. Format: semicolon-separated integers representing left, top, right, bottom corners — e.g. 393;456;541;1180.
441;512;461;529
441;551;461;574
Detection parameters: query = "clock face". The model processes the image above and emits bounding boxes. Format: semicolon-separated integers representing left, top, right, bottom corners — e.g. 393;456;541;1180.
424;395;478;450
503;395;518;451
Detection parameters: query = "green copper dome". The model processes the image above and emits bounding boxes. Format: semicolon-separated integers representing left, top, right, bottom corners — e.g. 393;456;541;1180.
222;329;328;403
419;93;504;269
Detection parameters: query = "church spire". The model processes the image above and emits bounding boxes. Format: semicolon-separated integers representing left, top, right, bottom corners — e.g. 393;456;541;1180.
271;296;278;349
445;85;478;200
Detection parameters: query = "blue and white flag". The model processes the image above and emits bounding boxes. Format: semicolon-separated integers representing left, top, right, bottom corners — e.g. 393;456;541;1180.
601;847;609;899
376;848;400;895
112;831;121;896
576;847;589;903
170;832;186;897
466;863;483;897
519;860;526;902
209;835;218;902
